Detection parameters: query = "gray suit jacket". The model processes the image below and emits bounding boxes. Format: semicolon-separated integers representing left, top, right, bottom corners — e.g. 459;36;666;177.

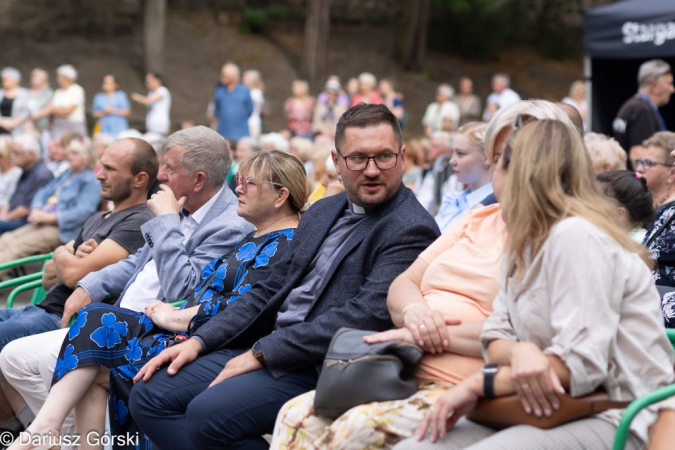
79;187;254;305
193;184;441;378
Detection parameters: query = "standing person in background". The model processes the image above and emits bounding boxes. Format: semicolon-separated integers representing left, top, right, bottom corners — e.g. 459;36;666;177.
562;80;588;131
0;136;21;208
345;77;359;104
92;74;130;138
49;65;87;139
0;68;30;137
454;77;481;126
132;72;172;137
422;84;460;138
483;73;521;121
26;69;54;156
211;62;253;143
614;59;674;169
316;75;350;109
312;80;347;139
242;69;265;141
379;78;406;128
284;80;316;139
350;72;383;107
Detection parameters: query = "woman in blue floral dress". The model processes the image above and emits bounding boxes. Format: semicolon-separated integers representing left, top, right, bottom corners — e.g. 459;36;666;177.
12;151;310;450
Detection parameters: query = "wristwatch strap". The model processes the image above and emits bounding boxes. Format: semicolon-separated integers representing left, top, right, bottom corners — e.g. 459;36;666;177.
482;363;499;398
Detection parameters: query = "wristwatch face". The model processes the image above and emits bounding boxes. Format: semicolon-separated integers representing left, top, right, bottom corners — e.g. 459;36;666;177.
483;364;499;375
252;340;262;356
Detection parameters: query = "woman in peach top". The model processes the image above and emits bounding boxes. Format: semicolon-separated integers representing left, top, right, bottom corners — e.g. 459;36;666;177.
270;100;576;450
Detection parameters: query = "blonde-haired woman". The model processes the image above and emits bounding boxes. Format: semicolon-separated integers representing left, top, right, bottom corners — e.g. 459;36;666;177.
0;135;21;207
242;69;266;140
394;119;674;450
435;122;492;233
10;150;310;450
284;80;315;138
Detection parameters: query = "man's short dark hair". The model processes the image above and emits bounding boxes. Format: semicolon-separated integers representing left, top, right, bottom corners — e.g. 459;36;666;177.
335;103;403;149
128;138;159;192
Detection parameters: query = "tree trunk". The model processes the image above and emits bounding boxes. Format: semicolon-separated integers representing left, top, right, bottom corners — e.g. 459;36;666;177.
301;0;331;92
144;0;166;75
397;0;430;71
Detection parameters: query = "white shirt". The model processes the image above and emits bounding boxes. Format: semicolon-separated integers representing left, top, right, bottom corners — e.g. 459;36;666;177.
119;188;222;311
483;88;521;121
52;84;86;121
0;166;22;207
422;101;461;132
146;86;171;135
435;182;493;233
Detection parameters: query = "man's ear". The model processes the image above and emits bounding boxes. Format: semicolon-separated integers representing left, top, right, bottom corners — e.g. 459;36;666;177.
133;172;149;190
332;149;341;177
193;171;207;191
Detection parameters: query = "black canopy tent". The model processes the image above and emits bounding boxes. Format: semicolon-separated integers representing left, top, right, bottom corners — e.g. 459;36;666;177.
584;0;675;135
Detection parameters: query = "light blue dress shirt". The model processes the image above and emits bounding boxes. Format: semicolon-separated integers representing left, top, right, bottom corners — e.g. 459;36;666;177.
435;182;493;233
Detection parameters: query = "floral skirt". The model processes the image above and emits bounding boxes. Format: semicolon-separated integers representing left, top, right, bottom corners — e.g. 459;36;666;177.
52;303;173;450
270;382;454;450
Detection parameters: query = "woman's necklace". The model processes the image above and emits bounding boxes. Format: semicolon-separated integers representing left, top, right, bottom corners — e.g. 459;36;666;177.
255;214;298;236
656;185;675;208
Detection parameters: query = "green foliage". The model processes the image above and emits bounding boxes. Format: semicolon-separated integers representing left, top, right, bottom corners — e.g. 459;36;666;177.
239;5;291;34
427;0;519;60
428;0;584;60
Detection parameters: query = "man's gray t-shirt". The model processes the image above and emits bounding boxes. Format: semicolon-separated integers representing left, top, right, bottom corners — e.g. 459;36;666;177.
37;203;155;317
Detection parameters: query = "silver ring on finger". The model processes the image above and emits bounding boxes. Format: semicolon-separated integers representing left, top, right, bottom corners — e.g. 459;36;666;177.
522;383;530;390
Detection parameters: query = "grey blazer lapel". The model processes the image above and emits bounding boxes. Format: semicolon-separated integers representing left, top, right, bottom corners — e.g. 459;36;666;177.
185;187;237;253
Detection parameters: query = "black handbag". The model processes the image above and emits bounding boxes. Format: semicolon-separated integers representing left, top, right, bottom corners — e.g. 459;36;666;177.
313;327;424;419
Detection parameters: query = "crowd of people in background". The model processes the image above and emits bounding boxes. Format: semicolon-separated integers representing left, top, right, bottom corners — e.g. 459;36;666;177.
1;56;675;450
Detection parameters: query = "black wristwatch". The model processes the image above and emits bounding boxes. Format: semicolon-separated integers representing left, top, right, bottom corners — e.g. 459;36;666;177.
251;340;266;367
482;363;499;398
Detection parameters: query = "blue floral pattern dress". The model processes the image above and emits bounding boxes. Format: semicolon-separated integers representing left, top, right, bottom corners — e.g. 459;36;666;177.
51;229;295;450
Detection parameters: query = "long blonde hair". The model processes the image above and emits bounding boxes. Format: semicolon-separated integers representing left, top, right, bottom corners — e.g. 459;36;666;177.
503;119;651;281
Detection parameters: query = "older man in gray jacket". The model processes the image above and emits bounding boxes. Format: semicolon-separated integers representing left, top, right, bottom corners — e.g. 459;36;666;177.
0;126;252;448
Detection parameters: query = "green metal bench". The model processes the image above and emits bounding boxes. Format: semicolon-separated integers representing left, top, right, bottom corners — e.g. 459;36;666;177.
612;328;675;450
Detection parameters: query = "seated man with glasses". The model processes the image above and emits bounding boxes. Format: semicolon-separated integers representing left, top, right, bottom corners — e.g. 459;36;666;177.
129;103;441;450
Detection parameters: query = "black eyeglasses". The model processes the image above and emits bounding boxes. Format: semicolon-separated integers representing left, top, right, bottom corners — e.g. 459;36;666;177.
335;149;402;171
634;159;672;170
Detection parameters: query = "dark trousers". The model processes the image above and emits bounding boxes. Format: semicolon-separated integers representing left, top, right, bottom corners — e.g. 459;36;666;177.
129;348;319;450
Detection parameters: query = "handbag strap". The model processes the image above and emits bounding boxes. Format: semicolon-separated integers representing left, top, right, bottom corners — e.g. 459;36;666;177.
646;207;675;248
